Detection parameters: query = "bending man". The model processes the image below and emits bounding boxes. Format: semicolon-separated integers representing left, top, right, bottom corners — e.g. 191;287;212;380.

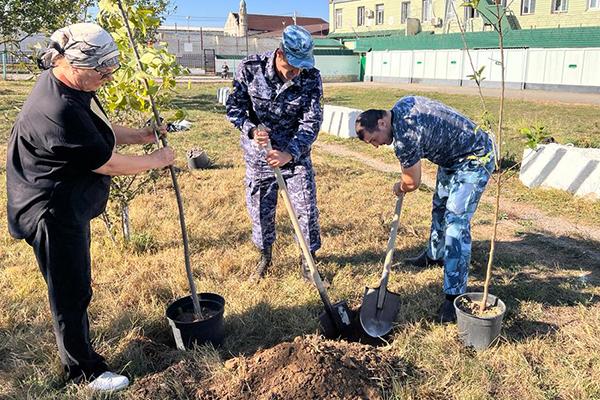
355;96;495;323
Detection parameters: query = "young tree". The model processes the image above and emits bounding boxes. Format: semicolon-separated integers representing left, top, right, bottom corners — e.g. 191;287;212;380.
97;0;185;241
451;0;509;313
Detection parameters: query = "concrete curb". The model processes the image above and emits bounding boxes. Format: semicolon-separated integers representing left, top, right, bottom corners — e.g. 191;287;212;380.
520;143;600;199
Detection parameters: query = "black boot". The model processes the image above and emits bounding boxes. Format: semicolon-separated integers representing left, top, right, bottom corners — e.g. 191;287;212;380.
437;294;458;323
300;251;317;283
405;251;444;268
252;246;272;280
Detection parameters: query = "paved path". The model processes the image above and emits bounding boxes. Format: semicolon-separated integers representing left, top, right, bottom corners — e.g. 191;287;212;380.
324;82;600;106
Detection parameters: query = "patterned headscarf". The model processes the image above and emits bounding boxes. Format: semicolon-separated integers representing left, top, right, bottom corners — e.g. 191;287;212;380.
37;23;119;70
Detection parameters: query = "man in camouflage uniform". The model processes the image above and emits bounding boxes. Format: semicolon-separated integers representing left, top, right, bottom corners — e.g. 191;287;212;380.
354;96;495;323
226;25;323;280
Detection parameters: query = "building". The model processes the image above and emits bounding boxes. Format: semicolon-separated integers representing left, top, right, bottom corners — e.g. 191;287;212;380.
328;0;600;40
225;0;329;37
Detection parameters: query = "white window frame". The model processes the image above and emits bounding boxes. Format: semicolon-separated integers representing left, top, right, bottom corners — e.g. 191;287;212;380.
401;1;411;23
335;9;343;29
521;0;536;14
464;5;479;19
375;4;385;25
422;0;432;21
445;0;456;20
357;6;365;26
552;0;568;13
589;0;600;9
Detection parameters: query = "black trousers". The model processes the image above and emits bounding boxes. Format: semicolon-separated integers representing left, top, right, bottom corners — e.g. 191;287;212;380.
26;215;108;381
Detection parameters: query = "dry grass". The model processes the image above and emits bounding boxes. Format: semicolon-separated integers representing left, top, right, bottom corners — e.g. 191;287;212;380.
322;84;600;228
0;81;599;399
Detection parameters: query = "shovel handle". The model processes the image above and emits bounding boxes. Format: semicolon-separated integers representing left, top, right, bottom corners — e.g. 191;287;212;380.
263;137;334;310
377;194;404;309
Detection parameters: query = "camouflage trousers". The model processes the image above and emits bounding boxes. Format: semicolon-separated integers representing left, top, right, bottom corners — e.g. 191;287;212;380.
245;164;321;253
427;156;494;295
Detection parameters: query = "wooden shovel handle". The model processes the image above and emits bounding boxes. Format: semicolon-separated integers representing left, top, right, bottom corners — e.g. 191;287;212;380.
377;194;404;309
264;139;334;310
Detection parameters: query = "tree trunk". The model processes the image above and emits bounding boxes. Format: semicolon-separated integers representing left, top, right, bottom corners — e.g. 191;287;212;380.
121;203;131;241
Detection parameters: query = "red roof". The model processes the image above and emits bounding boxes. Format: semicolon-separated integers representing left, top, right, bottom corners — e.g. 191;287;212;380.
233;13;328;34
254;23;329;38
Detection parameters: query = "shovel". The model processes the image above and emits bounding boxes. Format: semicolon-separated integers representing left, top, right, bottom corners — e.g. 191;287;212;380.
360;194;404;338
264;137;354;339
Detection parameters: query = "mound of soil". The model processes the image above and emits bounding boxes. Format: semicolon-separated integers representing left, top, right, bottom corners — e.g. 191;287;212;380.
131;335;408;400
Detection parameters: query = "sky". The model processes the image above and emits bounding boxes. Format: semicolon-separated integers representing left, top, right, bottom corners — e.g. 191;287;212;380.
163;0;329;28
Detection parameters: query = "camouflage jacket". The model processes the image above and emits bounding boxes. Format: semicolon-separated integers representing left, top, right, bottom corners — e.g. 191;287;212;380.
226;51;323;169
391;96;493;169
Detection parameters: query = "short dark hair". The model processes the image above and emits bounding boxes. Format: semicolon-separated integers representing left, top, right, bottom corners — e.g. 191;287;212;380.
355;109;386;140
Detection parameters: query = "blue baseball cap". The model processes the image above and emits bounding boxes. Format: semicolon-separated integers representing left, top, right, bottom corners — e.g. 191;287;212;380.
281;25;315;69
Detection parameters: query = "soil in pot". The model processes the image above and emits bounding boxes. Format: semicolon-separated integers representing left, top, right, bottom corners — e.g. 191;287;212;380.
175;306;220;323
456;296;503;318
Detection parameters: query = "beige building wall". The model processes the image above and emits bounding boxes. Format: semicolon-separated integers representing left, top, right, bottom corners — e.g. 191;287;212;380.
329;0;600;35
518;0;600;29
224;13;240;36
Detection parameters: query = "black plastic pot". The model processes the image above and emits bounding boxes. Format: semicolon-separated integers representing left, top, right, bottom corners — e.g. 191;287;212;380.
454;293;506;350
166;292;225;350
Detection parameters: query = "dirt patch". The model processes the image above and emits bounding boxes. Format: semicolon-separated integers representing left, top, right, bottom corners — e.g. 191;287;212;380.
131;335;409;400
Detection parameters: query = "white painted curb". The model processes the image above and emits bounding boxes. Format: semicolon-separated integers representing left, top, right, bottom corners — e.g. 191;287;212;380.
520;143;600;199
321;104;362;138
216;87;231;106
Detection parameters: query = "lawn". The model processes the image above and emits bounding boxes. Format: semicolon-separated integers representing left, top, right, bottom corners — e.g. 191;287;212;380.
0;80;599;399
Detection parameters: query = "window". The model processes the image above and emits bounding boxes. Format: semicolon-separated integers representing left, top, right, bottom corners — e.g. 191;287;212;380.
422;0;432;21
357;6;365;26
552;0;568;12
335;9;343;29
376;4;384;24
445;0;456;20
589;0;599;9
521;0;535;14
464;5;478;19
401;1;411;23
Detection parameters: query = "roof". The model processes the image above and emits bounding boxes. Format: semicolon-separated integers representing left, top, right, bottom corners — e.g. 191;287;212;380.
216;49;354;59
232;13;328;33
353;27;600;52
253;23;329;38
313;38;345;48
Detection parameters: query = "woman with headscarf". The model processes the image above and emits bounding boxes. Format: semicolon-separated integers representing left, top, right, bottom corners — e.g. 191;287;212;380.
5;23;175;392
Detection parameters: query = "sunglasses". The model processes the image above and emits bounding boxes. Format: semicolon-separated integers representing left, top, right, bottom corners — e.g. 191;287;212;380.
94;64;120;79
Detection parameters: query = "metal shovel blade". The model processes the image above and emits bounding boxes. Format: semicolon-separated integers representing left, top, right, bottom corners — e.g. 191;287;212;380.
319;300;355;339
359;286;401;338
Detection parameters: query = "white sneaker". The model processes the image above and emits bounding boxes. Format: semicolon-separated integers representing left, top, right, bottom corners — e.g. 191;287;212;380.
87;371;129;392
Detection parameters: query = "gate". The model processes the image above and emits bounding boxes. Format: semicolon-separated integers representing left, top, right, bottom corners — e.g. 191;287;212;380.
204;49;215;74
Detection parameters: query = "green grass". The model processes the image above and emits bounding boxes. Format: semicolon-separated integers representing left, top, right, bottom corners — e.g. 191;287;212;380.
0;81;599;399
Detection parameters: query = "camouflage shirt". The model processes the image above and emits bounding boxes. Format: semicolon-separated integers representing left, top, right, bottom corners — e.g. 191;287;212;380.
391;96;493;169
226;51;323;169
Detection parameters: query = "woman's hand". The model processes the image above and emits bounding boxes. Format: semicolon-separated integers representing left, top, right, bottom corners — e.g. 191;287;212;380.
150;146;175;168
139;123;167;144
